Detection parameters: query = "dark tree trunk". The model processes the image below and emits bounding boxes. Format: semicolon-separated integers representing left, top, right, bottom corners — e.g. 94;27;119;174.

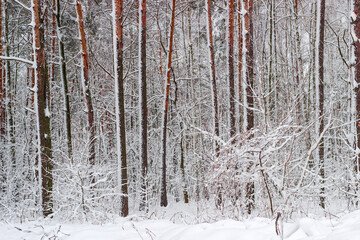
245;0;255;214
318;0;326;209
160;0;176;207
113;0;129;217
228;0;236;138
206;0;220;154
138;0;148;212
55;0;73;159
32;0;53;217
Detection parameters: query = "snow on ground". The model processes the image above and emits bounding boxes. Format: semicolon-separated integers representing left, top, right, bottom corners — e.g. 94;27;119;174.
1;210;360;240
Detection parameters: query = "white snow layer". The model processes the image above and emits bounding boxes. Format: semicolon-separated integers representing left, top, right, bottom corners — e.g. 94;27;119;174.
2;209;360;240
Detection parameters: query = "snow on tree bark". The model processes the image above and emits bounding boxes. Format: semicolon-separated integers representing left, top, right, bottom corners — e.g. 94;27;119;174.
55;0;73;159
113;0;129;217
75;0;96;166
31;0;53;217
245;0;255;214
316;0;326;209
206;0;220;154
353;0;360;173
138;0;148;212
160;0;176;208
228;0;236;138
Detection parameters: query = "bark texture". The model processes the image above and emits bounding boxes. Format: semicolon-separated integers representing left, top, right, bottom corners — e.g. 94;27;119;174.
160;0;176;207
138;0;148;212
206;0;220;153
32;0;53;217
228;0;236;138
245;0;255;214
318;0;326;209
114;0;129;216
75;0;96;166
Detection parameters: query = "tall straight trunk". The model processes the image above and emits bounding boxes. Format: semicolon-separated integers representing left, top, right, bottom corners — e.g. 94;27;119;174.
353;1;360;176
32;0;53;217
228;0;236;138
55;0;72;159
138;0;148;211
75;0;96;166
206;0;219;154
160;0;176;207
0;0;4;137
238;0;243;132
315;0;326;209
4;0;15;166
113;0;128;217
245;0;255;214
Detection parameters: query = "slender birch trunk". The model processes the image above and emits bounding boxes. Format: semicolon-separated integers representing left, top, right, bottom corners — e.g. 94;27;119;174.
160;0;176;207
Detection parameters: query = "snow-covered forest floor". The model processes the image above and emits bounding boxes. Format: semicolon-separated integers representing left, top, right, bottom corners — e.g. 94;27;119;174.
2;204;360;240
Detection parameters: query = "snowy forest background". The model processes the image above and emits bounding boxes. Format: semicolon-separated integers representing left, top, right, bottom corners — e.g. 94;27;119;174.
1;0;360;223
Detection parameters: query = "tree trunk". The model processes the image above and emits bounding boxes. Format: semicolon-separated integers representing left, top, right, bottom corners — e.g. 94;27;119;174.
75;0;96;166
316;0;326;209
228;0;236;138
138;0;148;212
113;0;128;217
353;0;360;179
238;0;243;133
160;0;176;207
206;0;220;155
0;0;4;138
55;0;73;159
32;0;53;217
245;0;255;214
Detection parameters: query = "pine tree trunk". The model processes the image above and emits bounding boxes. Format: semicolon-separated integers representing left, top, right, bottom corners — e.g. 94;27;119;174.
32;0;53;217
317;0;326;209
75;0;96;166
55;0;73;159
228;0;236;138
238;0;243;133
113;0;128;217
206;0;220;154
353;0;360;176
138;0;148;212
245;0;255;214
160;0;176;207
0;0;4;138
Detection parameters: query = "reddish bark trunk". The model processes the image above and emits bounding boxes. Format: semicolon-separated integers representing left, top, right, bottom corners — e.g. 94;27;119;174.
238;0;243;132
32;0;53;217
114;0;128;216
75;0;96;166
161;0;176;207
